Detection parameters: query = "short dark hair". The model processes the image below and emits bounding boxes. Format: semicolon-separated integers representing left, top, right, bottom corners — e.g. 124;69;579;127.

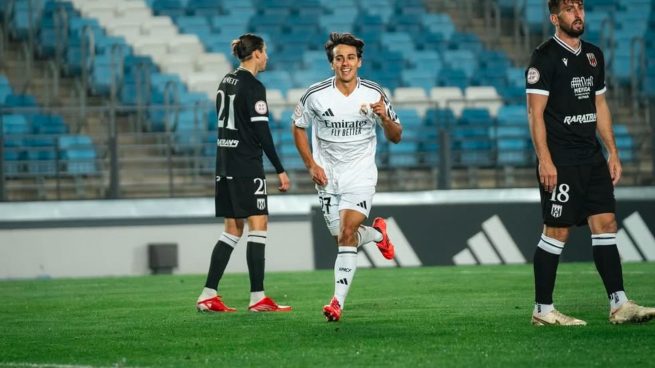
324;32;364;63
548;0;584;14
231;33;264;61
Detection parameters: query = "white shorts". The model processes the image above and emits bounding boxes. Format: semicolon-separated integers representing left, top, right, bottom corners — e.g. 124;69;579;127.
318;187;375;236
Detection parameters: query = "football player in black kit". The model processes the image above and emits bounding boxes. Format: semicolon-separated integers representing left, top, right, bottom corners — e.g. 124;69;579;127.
196;34;292;313
526;0;654;325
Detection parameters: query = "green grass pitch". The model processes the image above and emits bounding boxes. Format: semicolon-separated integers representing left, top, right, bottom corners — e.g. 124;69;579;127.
1;263;654;367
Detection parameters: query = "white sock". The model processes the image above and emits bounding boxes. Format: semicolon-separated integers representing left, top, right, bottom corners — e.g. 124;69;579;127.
198;287;217;302
357;226;383;246
250;291;265;306
534;303;555;316
334;246;358;308
538;234;564;255
609;291;628;310
220;232;240;247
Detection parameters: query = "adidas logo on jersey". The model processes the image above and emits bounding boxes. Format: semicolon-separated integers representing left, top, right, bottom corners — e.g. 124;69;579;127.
322;108;335;117
356;201;368;210
336;278;348;285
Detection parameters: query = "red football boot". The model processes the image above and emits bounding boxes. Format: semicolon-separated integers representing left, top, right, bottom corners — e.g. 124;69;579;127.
372;217;395;260
323;297;342;322
248;296;292;312
196;295;236;312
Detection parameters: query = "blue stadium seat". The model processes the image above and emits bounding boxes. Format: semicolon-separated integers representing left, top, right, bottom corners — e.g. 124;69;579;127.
0;76;13;103
421;13;455;42
24;147;58;176
495;104;531;165
152;0;186;17
58;135;98;175
586;0;619;12
389;108;421;167
2;114;31;136
438;68;469;90
614;123;635;162
4;93;38;107
186;0;223;16
31;114;68;134
452;108;494;166
425;107;456;128
258;71;293;96
524;0;547;32
91;54;122;96
9;0;46;40
442;49;478;78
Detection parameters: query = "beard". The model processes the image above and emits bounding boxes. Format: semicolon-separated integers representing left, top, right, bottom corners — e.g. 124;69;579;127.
560;19;585;37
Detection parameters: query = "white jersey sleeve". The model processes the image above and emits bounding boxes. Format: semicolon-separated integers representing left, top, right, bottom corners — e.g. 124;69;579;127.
291;78;332;129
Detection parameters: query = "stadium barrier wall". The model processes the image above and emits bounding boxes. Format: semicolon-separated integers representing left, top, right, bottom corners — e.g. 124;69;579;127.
312;196;655;269
1;188;654;279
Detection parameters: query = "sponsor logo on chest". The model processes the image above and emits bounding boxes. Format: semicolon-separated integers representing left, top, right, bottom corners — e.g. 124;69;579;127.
217;139;239;148
570;76;594;100
563;113;597;125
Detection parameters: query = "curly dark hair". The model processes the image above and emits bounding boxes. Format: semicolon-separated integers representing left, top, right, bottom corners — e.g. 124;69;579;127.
324;32;364;63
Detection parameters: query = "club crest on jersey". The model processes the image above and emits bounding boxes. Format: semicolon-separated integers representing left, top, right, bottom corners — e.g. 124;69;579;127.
257;198;266;210
360;103;370;116
255;100;267;114
586;53;597;67
527;67;540;84
551;204;563;218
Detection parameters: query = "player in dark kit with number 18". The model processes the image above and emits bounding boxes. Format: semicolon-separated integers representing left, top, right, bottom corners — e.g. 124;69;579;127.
196;33;292;313
526;0;655;326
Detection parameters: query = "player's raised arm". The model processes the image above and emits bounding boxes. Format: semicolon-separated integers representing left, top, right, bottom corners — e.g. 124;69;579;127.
371;94;402;143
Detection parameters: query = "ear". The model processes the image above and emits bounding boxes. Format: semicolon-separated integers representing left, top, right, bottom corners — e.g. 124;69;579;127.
550;13;558;27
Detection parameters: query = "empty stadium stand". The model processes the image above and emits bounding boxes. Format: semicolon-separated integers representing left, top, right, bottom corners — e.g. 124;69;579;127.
0;0;652;200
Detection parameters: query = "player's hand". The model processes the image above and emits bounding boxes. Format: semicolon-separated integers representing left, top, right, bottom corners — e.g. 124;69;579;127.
539;160;557;192
370;94;388;121
277;172;290;192
608;153;622;185
309;164;328;186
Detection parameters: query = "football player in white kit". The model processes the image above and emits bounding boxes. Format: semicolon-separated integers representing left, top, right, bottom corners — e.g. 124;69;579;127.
292;32;402;322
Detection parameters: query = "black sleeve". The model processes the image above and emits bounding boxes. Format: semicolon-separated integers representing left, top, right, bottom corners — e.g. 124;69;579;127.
248;82;285;174
525;48;555;95
253;121;285;174
595;48;606;94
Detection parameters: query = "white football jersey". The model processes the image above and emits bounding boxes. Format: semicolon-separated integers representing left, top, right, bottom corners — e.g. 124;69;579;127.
292;77;400;192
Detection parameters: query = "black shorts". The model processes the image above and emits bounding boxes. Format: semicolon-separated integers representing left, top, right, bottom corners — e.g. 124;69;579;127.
538;161;615;227
215;176;268;218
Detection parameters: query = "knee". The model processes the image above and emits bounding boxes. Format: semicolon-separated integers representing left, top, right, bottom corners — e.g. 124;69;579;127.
596;219;618;234
338;226;358;246
544;226;569;243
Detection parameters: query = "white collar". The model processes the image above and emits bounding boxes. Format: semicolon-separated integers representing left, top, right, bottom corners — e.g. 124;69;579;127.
553;34;582;56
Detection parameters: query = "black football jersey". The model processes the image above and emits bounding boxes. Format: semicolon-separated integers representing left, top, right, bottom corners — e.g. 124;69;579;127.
215;67;282;177
526;35;606;165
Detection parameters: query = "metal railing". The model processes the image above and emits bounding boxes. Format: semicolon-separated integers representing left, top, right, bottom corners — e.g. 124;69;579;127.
1;101;648;201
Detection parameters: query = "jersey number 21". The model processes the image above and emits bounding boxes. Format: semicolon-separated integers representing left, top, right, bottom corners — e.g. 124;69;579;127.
216;90;236;130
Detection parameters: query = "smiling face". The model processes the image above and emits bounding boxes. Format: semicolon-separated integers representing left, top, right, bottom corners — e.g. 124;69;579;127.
331;44;362;84
552;0;585;37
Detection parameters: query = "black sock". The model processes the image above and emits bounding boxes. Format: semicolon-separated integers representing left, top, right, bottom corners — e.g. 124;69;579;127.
204;240;234;290
593;243;624;297
246;231;267;293
533;246;561;305
247;240;266;292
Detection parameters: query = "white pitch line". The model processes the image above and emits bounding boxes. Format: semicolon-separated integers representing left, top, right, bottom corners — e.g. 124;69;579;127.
1;363;146;368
